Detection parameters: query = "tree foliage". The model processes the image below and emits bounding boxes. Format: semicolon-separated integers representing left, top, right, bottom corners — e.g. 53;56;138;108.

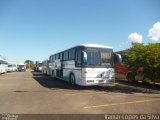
25;60;35;69
123;42;160;83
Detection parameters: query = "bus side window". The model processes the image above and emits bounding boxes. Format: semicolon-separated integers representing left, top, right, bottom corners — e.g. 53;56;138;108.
76;50;82;66
60;53;63;60
63;51;68;60
69;49;75;60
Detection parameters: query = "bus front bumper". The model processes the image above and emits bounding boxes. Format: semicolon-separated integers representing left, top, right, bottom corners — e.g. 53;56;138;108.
79;77;115;86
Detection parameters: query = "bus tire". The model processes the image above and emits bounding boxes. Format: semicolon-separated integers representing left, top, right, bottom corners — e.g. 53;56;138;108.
70;73;76;85
127;73;135;83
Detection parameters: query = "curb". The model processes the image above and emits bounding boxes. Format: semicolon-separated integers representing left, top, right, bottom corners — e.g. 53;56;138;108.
117;83;160;94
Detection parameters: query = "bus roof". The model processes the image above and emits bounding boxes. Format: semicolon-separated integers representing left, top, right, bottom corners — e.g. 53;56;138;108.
80;44;112;49
115;49;129;53
0;57;7;61
50;44;113;57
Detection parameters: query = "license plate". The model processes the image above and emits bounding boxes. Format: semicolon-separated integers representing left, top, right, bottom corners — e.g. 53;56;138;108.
99;80;104;82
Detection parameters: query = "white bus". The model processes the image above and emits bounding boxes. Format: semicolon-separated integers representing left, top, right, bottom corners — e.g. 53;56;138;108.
0;57;8;74
49;44;120;86
42;60;49;75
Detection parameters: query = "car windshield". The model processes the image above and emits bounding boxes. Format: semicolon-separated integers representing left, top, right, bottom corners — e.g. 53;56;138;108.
83;48;113;68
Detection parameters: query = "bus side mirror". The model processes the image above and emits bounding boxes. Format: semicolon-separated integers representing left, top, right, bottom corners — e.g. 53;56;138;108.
82;51;87;63
114;53;122;63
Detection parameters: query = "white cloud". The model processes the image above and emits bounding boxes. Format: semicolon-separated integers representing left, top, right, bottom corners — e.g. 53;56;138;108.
128;32;143;43
148;21;160;41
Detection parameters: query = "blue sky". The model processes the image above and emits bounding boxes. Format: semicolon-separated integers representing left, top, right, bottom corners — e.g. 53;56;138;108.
0;0;160;61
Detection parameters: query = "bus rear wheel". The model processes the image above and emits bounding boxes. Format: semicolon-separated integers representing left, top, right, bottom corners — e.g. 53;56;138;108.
70;74;75;85
127;73;135;83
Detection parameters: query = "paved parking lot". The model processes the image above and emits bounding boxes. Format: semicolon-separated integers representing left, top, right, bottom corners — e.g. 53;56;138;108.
0;71;160;114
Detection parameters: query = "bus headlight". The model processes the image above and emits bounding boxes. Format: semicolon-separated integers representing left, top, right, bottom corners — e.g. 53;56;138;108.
109;69;115;77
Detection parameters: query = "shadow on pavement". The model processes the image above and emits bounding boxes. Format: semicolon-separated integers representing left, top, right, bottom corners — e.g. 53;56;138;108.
32;72;146;94
116;80;160;91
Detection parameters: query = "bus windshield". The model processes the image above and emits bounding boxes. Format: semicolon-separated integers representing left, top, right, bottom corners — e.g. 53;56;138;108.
8;65;12;67
83;48;113;68
39;63;42;67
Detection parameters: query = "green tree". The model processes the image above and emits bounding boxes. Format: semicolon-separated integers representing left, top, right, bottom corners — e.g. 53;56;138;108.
123;42;160;84
144;43;160;83
25;60;35;69
123;43;146;68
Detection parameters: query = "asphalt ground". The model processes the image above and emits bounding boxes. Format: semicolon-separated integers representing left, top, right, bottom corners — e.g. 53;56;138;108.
0;71;160;117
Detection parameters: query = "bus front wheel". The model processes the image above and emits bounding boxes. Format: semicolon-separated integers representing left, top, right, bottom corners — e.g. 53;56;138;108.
70;74;76;85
